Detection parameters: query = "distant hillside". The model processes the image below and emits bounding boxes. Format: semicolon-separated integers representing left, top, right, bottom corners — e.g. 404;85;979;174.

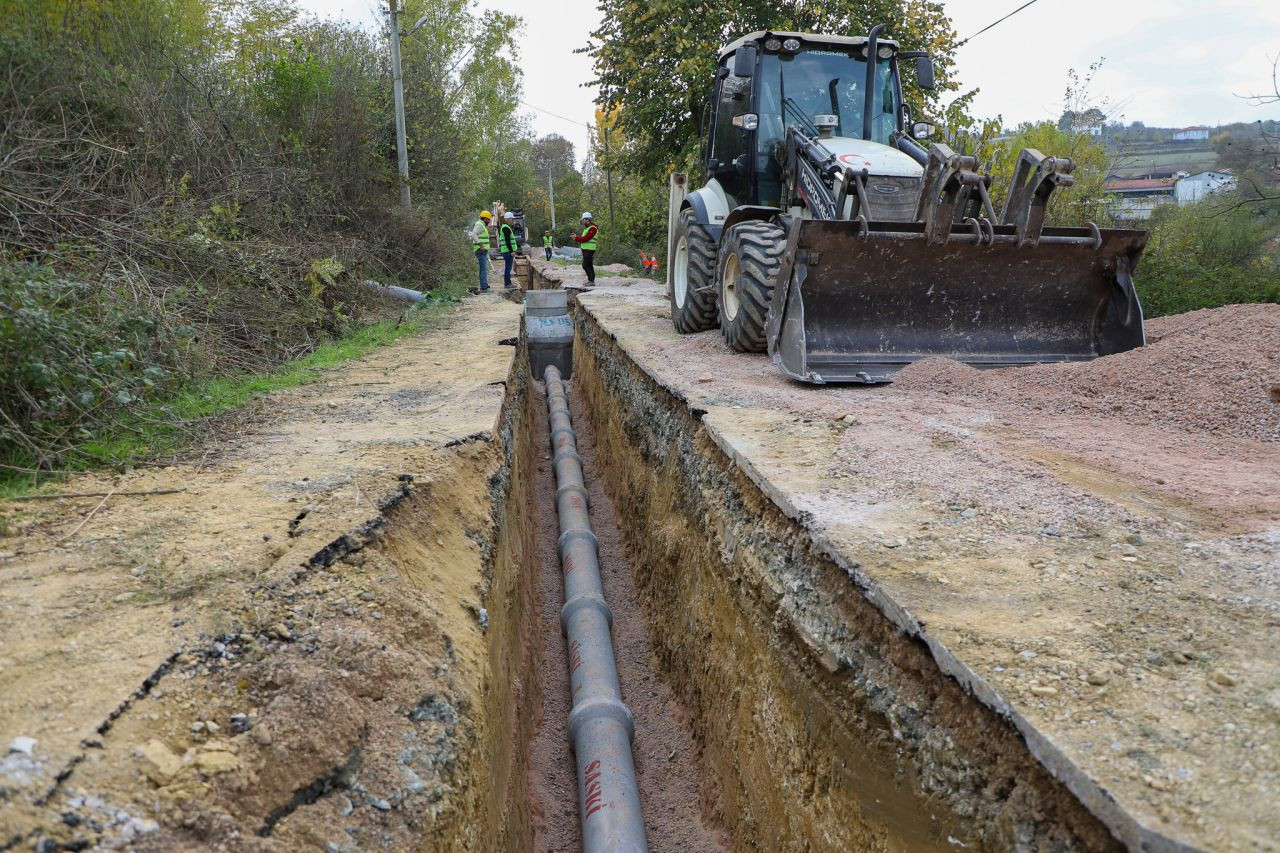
1107;142;1219;179
1102;120;1279;179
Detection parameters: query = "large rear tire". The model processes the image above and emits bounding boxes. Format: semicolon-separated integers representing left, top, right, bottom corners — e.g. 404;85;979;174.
717;220;785;352
669;208;718;333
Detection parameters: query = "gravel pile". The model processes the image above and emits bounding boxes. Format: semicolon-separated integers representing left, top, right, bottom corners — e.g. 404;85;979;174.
894;303;1280;442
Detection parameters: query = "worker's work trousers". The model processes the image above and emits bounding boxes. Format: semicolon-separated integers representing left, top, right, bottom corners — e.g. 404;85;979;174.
581;249;595;284
502;252;514;289
475;249;489;291
544;248;552;261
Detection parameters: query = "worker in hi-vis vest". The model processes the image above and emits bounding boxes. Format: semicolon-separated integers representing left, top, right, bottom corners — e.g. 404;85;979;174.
572;212;598;286
542;230;553;262
469;210;492;293
499;212;518;291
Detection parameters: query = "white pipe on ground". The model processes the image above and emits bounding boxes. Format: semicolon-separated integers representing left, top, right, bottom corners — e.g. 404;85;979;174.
543;364;648;852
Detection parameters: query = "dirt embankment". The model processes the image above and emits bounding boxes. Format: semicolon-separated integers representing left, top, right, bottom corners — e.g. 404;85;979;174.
0;298;533;850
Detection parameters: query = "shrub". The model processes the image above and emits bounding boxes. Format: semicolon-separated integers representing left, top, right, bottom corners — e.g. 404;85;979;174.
0;262;183;470
1136;200;1280;317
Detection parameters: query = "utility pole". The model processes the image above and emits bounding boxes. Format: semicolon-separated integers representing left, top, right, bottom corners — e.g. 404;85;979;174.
548;173;556;231
388;0;411;212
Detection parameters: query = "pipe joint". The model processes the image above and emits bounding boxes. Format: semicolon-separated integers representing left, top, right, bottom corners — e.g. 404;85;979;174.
561;593;613;633
568;695;636;744
558;527;598;552
556;481;590;506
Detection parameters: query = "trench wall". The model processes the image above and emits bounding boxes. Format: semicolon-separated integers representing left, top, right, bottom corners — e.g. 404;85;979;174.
374;338;542;850
566;295;1125;851
471;340;540;849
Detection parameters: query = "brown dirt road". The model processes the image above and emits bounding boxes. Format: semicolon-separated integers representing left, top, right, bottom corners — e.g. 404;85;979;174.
0;296;522;850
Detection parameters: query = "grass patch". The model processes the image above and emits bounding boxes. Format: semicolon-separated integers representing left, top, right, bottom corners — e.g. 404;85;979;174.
1;283;465;497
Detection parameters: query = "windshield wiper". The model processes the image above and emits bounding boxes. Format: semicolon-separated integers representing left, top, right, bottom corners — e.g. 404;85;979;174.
828;79;842;133
783;96;819;136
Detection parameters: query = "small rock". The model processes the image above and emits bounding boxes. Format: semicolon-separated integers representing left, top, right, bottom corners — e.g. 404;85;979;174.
229;714;250;734
841;414;858;425
1029;685;1058;697
960;508;977;520
194;747;240;775
477;608;489;631
136;739;180;785
130;565;147;577
1126;533;1144;546
8;736;37;756
369;797;392;812
359;591;375;601
190;721;206;733
250;726;273;746
205;721;220;734
1087;671;1111;686
271;623;292;641
1209;669;1237;687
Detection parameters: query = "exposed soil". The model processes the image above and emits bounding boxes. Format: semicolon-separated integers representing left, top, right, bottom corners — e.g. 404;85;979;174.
0;297;527;850
524;377;728;852
562;268;1280;851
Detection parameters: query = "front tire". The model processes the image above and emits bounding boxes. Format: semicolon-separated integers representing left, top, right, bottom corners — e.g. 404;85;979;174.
717;220;785;352
669;208;718;333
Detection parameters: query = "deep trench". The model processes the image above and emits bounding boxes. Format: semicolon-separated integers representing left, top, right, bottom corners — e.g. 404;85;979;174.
523;374;730;852
473;278;1130;852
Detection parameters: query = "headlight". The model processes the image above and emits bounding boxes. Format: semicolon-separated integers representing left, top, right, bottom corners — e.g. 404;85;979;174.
763;38;782;52
878;45;894;59
781;38;801;52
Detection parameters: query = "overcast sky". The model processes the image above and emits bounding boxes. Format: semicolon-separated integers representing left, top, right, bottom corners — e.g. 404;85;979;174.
294;0;1280;164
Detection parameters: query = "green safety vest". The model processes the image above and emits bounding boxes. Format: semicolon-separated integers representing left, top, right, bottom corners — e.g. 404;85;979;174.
579;224;598;251
473;219;490;251
499;223;517;253
543;235;553;248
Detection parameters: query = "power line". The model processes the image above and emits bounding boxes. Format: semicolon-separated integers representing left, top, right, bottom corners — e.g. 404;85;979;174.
519;98;591;128
957;0;1043;47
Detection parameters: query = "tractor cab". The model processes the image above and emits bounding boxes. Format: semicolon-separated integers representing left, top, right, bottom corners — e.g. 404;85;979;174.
705;32;933;211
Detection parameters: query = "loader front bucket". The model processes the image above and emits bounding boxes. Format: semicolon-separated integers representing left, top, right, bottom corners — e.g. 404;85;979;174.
765;219;1148;384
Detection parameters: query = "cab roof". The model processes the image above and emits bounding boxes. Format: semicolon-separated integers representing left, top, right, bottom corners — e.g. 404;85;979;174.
718;31;901;62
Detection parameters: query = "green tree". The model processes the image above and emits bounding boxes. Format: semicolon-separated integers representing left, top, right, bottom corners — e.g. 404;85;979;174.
586;0;961;177
987;121;1113;226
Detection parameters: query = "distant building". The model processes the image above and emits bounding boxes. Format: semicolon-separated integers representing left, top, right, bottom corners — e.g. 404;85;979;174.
1172;125;1211;141
1174;171;1236;204
1105;177;1176;220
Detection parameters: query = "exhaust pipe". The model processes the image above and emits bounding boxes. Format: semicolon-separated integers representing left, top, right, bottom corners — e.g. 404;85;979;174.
543;365;649;852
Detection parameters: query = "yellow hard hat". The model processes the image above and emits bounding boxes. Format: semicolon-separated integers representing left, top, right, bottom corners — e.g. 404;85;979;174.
480;210;492;219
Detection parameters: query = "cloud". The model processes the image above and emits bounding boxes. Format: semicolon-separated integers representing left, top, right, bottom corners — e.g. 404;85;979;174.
948;0;1280;127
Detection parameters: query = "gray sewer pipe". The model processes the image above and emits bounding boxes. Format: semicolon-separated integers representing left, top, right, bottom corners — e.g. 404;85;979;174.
544;364;649;852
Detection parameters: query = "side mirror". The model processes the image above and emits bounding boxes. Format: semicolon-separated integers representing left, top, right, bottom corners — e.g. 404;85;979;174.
733;45;757;78
911;121;935;140
915;55;936;90
731;113;759;131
